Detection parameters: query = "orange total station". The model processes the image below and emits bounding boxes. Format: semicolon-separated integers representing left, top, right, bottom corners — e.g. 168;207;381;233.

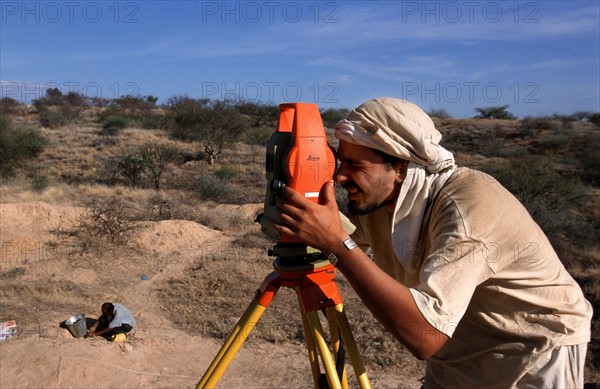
258;103;336;245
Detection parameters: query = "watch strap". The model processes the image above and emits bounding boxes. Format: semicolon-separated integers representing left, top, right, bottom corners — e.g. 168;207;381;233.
328;238;357;267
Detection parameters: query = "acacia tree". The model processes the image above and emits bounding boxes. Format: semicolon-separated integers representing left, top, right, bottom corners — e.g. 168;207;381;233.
167;97;249;164
138;143;179;190
200;100;249;164
235;100;279;127
474;105;515;119
117;152;145;187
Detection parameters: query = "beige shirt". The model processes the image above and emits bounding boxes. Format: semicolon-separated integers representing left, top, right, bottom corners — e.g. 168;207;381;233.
351;167;592;388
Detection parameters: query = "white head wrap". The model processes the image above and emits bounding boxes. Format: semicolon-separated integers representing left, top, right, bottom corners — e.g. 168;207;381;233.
335;98;456;274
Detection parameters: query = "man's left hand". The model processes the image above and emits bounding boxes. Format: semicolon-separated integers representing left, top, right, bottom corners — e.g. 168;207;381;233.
274;181;347;254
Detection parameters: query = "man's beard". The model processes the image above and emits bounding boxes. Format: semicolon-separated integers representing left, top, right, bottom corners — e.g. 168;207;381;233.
344;174;397;216
347;199;385;216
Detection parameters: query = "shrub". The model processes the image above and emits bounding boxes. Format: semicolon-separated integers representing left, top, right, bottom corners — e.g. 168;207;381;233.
214;165;238;181
145;193;173;221
0;97;24;116
427;107;453;119
0;116;48;177
577;136;600;187
589;113;600;127
194;175;231;201
521;116;561;133
63;92;89;108
37;105;80;128
32;175;50;192
77;196;137;245
101;115;130;136
193;174;246;204
320;107;350;128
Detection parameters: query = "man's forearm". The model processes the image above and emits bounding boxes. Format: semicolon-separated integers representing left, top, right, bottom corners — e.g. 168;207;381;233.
333;244;448;360
93;327;113;336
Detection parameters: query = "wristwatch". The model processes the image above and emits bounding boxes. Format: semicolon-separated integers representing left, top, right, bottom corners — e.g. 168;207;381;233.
328;238;358;267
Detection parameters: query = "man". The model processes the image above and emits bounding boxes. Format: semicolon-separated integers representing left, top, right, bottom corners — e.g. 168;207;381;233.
87;302;136;340
274;98;592;388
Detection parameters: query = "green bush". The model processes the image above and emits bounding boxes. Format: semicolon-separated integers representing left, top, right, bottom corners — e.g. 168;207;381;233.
0;116;48;176
101;115;130;136
194;175;231;201
32;175;50;192
96;95;166;130
193;174;247;204
37;105;80;128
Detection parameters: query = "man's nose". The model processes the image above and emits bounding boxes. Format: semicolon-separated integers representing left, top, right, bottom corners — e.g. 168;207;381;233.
334;165;348;184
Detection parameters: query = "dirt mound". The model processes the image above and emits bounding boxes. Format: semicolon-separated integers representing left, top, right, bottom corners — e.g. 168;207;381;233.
135;219;222;255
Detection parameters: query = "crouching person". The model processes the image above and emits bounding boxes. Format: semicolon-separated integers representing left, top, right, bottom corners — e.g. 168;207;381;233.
87;302;135;342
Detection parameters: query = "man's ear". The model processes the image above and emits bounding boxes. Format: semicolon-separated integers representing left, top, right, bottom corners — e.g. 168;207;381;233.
394;160;409;184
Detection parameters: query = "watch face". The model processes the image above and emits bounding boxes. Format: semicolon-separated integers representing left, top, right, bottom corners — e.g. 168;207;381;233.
343;239;357;250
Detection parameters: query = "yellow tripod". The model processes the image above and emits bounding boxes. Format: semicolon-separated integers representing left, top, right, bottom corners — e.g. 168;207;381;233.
197;255;371;389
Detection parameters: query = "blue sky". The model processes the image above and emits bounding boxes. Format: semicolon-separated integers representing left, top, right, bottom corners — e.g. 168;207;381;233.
1;0;599;117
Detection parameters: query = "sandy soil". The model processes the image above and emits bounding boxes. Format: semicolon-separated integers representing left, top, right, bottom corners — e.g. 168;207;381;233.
0;201;421;388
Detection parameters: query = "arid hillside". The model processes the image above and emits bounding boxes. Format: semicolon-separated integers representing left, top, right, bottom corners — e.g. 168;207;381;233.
1;98;598;386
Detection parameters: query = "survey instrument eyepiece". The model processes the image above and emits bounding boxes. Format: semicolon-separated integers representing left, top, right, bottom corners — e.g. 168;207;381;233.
257;103;336;244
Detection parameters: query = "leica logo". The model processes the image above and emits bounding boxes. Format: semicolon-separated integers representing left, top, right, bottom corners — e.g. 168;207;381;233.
307;155;320;161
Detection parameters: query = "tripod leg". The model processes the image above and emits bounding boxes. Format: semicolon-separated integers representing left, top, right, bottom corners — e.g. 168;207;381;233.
331;304;371;389
298;296;324;388
305;310;343;389
326;307;349;389
197;298;267;388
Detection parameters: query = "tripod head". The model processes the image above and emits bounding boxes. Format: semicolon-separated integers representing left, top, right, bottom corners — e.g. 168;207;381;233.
256;103;341;262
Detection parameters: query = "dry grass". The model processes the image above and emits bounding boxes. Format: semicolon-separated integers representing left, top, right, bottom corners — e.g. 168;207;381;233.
157;250;425;378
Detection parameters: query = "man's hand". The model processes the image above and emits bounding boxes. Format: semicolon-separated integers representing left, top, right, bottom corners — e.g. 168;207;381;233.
86;330;95;337
274;180;347;254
